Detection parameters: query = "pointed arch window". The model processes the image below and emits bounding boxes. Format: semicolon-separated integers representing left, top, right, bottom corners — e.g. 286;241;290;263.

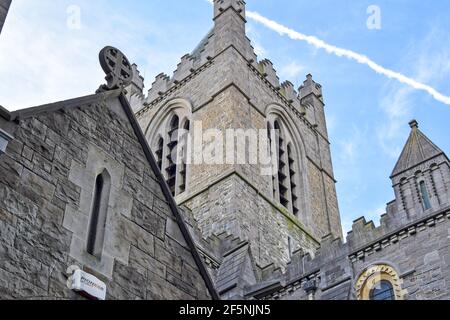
87;170;111;257
419;181;432;210
166;115;179;196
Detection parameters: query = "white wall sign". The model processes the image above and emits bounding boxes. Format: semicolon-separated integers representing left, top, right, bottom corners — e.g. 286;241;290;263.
67;266;107;300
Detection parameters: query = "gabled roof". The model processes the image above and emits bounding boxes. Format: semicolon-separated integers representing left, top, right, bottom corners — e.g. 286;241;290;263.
6;89;220;300
391;120;445;177
215;241;259;298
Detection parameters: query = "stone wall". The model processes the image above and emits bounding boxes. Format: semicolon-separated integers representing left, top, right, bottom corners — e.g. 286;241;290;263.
137;44;341;269
249;207;450;300
183;173;319;269
0;94;211;300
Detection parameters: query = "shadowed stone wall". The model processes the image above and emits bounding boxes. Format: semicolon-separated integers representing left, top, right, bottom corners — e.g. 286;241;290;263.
0;94;211;300
251;208;450;300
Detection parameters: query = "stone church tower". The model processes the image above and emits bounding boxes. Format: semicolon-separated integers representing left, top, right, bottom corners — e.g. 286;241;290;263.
130;0;342;269
1;0;450;301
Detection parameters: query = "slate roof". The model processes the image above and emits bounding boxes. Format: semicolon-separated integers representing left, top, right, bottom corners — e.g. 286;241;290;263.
391;120;445;177
215;242;253;295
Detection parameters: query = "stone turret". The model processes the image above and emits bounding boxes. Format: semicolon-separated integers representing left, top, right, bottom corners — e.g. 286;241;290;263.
214;0;246;21
125;64;146;112
146;73;170;104
212;0;255;61
299;74;327;138
390;120;450;223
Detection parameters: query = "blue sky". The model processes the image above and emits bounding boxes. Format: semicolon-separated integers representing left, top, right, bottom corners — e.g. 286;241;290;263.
1;0;450;235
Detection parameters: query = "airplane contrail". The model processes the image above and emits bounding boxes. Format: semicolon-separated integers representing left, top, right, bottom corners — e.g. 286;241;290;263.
206;0;450;105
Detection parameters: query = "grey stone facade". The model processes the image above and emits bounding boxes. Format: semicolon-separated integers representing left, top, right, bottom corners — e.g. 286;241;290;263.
1;0;449;301
0;90;216;299
0;0;11;35
134;0;341;273
127;0;450;300
243;121;450;300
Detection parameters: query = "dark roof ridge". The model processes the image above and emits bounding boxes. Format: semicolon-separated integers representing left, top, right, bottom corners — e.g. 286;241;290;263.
10;89;122;121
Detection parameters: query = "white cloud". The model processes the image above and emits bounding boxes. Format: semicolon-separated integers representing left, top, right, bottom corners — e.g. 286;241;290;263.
247;24;268;58
204;0;450;105
377;27;450;157
0;0;194;111
378;87;414;158
337;124;367;163
252;41;267;58
341;141;356;161
245;11;450;106
279;61;305;81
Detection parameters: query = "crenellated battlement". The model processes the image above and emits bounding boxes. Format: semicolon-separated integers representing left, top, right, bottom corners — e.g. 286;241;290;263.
260;205;450;287
173;54;196;83
258;59;280;88
146;72;171;104
246;205;450;300
214;0;246;21
299;74;323;101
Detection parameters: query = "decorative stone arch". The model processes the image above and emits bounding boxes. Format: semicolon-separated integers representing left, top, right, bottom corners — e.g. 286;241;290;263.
414;170;433;211
145;97;192;147
144;98;193;196
429;162;442;204
265;103;311;225
355;264;406;300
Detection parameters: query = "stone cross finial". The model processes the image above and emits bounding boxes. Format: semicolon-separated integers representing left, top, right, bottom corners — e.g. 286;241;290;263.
97;46;133;93
409;119;419;129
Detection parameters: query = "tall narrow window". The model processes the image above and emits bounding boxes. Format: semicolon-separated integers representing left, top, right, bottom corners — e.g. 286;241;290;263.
419;181;432;210
274;121;289;209
288;144;299;217
87;170;111;257
155;136;164;171
166;115;179;196
288;236;293;260
179;120;190;194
